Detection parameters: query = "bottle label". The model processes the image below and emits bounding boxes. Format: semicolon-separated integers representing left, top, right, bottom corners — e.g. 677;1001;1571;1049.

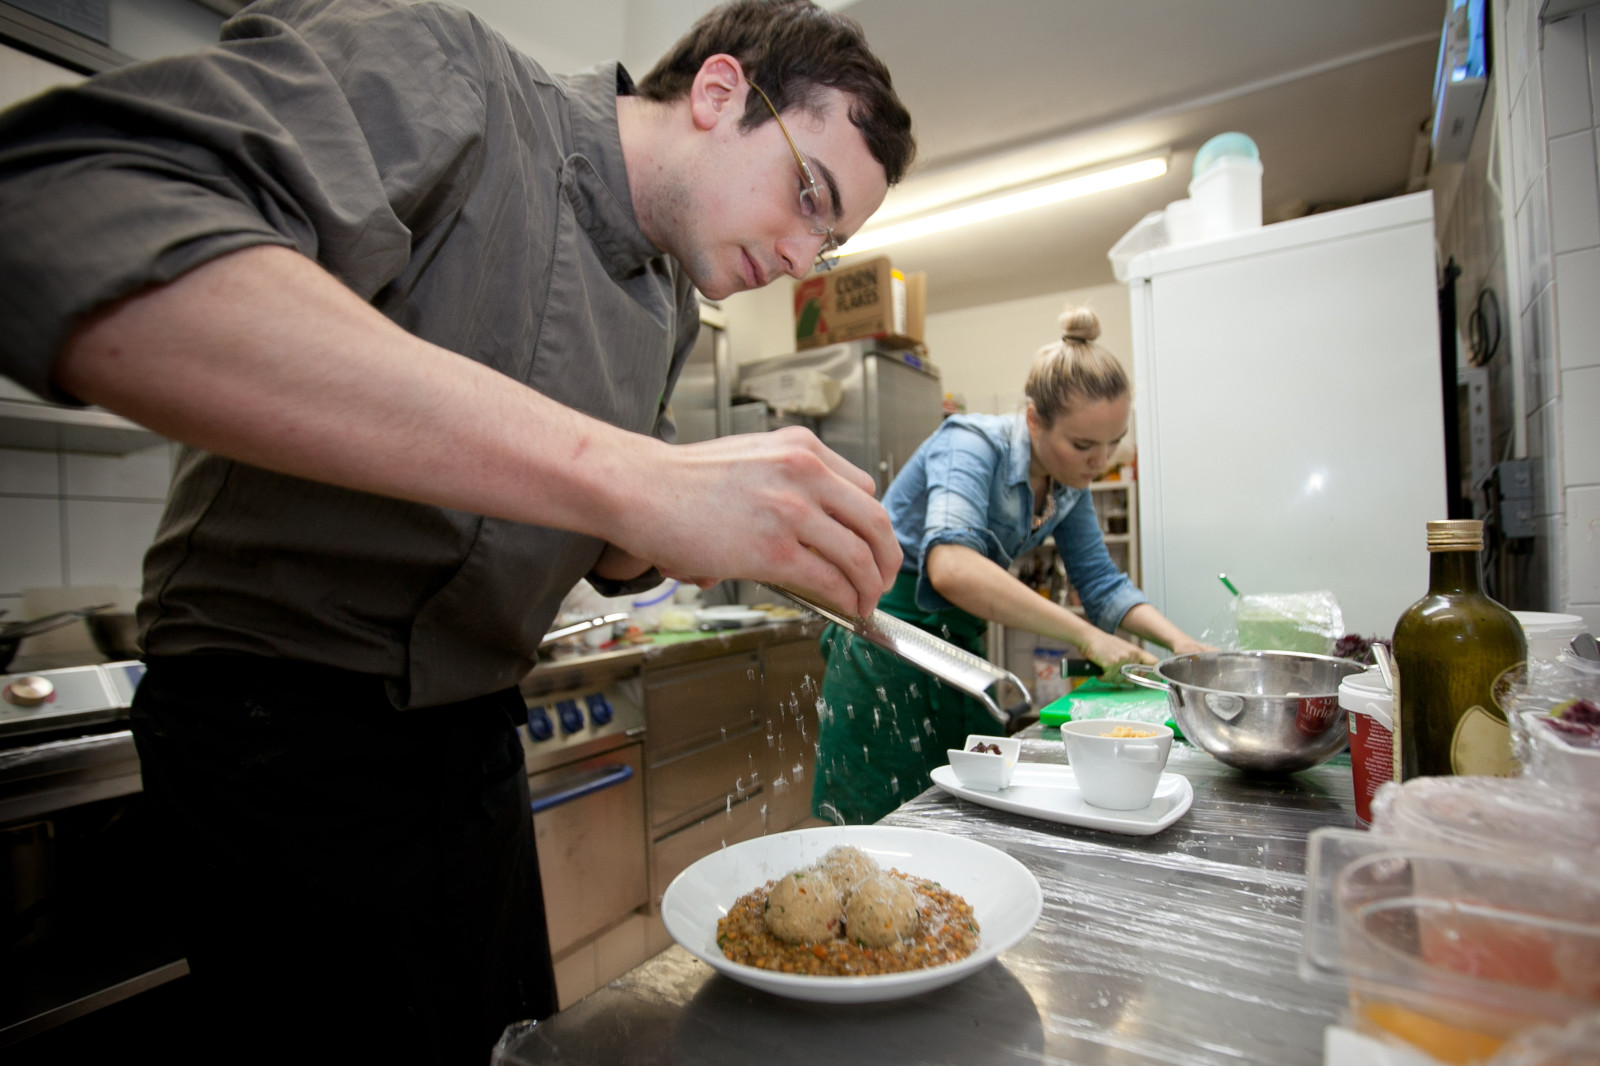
1449;705;1514;776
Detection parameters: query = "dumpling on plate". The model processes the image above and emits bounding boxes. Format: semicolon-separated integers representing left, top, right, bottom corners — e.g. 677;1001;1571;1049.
845;873;920;947
763;869;843;944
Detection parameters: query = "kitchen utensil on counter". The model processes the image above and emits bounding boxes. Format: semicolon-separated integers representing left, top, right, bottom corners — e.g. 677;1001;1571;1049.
0;604;114;672
759;583;1031;727
1571;632;1599;662
84;612;140;660
1370;641;1396;692
539;612;629;647
1123;650;1367;773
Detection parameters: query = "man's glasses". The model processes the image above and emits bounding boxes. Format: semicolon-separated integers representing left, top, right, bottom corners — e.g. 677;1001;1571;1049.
747;80;840;272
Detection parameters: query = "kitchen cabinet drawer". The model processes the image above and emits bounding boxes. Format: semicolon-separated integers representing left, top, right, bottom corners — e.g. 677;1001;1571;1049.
649;790;769;908
645;721;765;833
642;652;761;762
759;638;825;831
531;744;648;958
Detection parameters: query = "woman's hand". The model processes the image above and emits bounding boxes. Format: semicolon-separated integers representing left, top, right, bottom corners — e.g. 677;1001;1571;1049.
1081;630;1157;681
1170;637;1215;656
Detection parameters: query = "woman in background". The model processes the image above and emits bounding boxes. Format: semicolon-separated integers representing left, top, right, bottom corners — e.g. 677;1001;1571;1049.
812;307;1208;825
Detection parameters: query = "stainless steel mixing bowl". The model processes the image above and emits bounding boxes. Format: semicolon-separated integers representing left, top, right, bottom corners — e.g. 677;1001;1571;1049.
1123;650;1368;773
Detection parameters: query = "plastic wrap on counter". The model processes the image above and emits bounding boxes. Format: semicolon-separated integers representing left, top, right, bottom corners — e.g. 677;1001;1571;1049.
1200;590;1345;655
1502;655;1600;796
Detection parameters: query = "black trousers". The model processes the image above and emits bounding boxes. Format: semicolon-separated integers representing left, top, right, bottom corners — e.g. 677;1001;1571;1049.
130;655;558;1066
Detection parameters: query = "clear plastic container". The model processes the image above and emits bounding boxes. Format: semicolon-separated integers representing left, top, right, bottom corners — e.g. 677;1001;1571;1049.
1302;828;1600;1065
1368;774;1600;859
1108;208;1168;281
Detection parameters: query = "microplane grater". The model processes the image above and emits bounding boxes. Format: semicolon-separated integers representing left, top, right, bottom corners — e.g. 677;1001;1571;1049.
759;583;1031;726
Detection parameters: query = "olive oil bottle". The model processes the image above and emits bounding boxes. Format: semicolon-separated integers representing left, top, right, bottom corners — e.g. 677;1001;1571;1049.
1393;520;1526;779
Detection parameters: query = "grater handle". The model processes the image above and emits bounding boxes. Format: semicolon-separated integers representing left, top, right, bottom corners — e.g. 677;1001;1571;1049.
758;583;1031;726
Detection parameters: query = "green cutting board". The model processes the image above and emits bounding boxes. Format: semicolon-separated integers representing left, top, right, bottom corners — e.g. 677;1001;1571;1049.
1038;677;1180;737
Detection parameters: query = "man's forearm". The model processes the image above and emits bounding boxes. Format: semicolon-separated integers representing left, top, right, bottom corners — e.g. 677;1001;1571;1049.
53;244;903;615
55;244;645;537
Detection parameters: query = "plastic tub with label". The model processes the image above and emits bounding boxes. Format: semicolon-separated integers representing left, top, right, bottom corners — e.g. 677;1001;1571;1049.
1339;667;1393;824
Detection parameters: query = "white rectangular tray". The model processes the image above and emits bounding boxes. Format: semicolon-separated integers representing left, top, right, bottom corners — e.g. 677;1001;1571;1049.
929;762;1194;836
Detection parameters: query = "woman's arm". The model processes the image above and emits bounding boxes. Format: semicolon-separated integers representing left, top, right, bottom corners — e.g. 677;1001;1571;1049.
1118;603;1210;656
924;543;1155;674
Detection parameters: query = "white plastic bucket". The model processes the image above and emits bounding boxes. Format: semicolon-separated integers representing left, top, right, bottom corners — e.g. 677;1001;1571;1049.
1512;611;1584;662
1164;198;1201;244
1340;667;1394;824
1188;157;1262;240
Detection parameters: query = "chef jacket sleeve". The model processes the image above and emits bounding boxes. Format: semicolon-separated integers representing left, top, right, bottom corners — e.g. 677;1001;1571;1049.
913;422;1007;613
0;0;486;402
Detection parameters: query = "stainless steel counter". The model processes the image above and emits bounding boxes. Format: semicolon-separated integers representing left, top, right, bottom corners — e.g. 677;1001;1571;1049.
525;619;826;698
493;732;1361;1066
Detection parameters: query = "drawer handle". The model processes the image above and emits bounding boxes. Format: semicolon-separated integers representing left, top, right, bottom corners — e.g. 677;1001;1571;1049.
529;763;634;814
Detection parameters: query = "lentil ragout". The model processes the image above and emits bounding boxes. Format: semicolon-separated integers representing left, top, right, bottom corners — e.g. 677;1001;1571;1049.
716;869;979;976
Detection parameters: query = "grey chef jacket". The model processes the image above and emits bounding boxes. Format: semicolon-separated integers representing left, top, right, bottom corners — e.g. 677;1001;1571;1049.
0;0;698;709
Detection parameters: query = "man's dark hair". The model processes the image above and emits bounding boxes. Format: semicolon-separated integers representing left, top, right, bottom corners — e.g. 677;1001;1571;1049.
638;0;915;185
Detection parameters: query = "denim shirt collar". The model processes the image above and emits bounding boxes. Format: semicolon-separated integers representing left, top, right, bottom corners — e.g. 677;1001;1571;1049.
1005;413;1080;531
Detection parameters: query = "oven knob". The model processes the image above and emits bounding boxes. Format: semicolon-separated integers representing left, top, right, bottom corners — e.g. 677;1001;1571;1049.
585;693;613;725
555;699;584;735
526;706;554;742
4;675;55;708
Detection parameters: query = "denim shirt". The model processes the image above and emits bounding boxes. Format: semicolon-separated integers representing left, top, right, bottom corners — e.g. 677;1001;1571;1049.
884;413;1147;634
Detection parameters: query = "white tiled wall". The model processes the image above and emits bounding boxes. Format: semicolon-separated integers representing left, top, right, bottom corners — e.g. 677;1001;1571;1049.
1500;1;1600;634
0;443;175;622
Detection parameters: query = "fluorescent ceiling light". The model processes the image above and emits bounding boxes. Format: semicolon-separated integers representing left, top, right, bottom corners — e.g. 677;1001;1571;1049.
840;155;1168;257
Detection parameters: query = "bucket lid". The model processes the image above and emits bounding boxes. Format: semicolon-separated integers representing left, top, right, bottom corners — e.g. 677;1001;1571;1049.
1512;611;1585;635
1339;667;1393;727
1192;132;1260;179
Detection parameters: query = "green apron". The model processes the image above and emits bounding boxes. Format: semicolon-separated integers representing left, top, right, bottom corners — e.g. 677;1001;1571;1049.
810;572;994;825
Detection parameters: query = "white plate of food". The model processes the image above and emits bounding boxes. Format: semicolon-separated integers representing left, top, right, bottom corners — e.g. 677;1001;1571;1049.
660;825;1042;1003
930;763;1193;836
695;606;770;629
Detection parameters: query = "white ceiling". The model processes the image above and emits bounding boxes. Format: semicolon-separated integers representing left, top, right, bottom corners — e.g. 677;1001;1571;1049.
835;0;1447;311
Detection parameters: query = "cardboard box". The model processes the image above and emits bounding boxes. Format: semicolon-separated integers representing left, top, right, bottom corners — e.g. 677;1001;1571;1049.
793;256;925;350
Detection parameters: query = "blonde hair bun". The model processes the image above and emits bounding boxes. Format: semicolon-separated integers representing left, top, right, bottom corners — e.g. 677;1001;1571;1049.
1058;307;1101;343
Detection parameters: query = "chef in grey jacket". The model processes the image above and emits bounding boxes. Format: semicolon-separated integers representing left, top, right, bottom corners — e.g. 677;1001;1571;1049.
0;0;914;1061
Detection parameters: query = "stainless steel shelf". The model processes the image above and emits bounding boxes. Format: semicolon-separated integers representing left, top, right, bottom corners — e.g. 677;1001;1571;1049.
0;399;164;455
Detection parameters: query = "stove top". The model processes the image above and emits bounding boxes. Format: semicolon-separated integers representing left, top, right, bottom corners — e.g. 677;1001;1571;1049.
0;661;144;743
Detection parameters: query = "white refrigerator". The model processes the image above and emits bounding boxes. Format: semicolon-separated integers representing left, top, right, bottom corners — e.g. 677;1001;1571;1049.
1124;192;1447;642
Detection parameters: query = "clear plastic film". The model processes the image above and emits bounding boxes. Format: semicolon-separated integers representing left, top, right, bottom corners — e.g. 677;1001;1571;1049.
1501;654;1600;796
1201;590;1345;655
496;737;1361;1066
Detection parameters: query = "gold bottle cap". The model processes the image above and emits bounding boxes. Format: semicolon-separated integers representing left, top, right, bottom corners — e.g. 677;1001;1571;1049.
1426;519;1484;551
